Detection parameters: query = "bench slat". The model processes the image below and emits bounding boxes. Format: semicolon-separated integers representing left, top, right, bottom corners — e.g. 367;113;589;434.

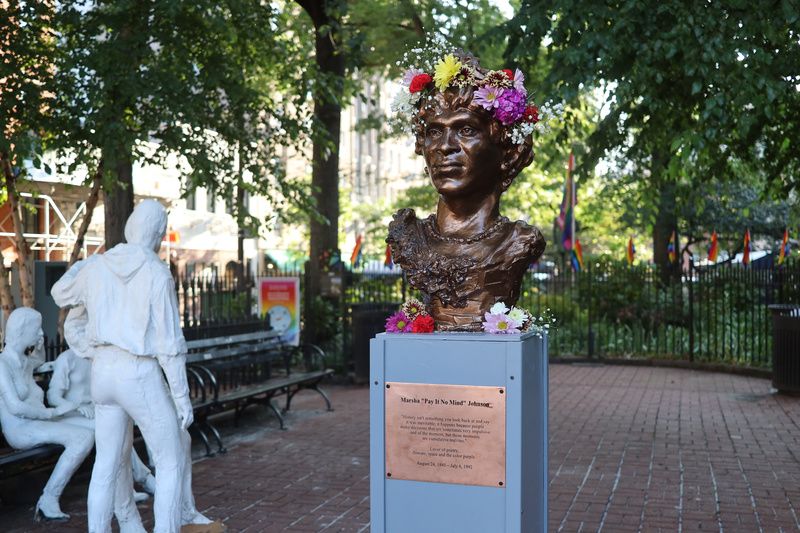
186;330;279;351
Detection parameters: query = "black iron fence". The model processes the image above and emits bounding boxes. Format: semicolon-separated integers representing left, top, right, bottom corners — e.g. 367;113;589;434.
338;259;800;369
42;259;799;370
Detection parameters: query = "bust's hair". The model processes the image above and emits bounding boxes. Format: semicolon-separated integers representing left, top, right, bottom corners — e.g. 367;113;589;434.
411;60;534;189
5;307;42;347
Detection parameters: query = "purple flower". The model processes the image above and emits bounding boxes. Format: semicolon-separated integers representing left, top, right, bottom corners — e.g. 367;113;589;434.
482;312;521;334
402;68;424;86
386;311;413;333
493;89;527;125
513;69;526;93
474;86;505;110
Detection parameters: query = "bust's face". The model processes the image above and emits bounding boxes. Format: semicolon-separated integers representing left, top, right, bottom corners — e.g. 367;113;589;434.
422;107;504;199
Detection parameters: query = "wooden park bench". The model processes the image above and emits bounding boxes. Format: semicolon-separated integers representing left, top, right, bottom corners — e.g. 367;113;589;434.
186;330;335;456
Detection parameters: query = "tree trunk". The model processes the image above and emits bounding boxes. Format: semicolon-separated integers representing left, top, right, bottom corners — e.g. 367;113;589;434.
298;0;346;345
0;258;15;320
652;181;679;282
103;152;134;248
57;164;103;336
1;154;35;308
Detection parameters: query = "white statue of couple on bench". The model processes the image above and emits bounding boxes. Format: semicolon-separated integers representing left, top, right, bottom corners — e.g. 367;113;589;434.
0;200;217;532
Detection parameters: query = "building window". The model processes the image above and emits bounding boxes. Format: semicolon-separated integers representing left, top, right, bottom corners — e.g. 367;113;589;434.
185;190;196;210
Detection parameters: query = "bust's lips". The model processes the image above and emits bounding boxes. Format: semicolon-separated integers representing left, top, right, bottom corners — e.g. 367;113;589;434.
432;162;464;174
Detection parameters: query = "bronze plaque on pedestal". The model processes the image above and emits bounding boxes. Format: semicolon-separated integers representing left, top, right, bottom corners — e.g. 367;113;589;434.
384;382;506;487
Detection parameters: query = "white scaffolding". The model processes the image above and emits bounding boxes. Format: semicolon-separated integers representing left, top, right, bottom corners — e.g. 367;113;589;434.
0;192;104;262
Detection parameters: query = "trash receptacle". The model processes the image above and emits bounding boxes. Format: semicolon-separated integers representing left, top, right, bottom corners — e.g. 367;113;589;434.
351;303;397;383
769;304;800;394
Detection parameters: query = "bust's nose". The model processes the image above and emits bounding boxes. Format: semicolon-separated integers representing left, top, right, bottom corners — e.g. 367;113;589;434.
436;129;460;155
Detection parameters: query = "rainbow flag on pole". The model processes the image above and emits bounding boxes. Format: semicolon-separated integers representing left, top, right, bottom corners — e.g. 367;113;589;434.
742;229;751;266
571;238;584;272
708;231;719;262
667;231;677;264
350;234;363;268
558;152;576;251
626;237;635;266
384;244;393;268
778;229;790;265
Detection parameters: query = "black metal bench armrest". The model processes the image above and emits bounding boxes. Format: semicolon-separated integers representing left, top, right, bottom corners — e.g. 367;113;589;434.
189;364;219;403
187;366;207;405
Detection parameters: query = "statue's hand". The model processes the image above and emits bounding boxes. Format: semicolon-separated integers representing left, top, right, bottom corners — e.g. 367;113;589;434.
174;394;193;430
77;404;95;419
53;401;79;417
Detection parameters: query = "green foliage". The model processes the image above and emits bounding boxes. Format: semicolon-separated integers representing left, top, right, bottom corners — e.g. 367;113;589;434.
1;2;56;170
502;0;800;263
50;0;316;235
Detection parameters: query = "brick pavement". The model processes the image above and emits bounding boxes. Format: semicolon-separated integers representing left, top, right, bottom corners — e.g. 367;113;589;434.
2;365;800;532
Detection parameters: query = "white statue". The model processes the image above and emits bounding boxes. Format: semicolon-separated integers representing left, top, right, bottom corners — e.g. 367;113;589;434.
47;347;157;498
0;307;93;521
52;199;211;533
61;305;212;527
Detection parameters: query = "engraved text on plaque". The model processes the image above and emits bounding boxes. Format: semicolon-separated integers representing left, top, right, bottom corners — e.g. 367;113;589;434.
384;382;506;487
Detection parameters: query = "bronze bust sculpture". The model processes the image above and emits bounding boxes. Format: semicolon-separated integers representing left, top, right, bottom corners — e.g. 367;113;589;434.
387;53;546;331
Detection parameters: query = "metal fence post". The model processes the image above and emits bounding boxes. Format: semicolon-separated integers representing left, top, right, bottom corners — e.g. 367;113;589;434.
688;264;694;362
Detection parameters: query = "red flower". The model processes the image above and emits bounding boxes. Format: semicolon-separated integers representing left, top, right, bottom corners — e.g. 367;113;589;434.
409;73;433;94
502;69;514;80
523;105;540;123
411;314;435;333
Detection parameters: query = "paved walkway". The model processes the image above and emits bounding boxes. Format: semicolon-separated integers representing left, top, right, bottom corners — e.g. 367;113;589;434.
3;365;800;532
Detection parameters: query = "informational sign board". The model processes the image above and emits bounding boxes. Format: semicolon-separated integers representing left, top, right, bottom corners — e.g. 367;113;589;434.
384;382;506;487
257;277;300;346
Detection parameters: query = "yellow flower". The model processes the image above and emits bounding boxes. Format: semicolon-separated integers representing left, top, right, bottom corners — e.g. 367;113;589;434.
434;54;462;92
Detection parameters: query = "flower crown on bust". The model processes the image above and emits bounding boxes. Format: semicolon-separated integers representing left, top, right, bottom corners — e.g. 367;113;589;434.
391;36;562;145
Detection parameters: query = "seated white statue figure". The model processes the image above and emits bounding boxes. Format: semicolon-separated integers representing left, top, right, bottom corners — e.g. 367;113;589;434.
0;307;92;521
47;347;157;499
52;200;213;533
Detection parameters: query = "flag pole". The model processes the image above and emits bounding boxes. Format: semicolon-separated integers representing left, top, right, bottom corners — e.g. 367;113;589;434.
569;152;576;256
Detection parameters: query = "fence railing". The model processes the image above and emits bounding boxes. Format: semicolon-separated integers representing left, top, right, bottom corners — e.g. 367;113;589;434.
42;260;797;370
341;259;800;369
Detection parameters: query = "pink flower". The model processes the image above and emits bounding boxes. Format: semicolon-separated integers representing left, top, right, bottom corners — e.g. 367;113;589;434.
402;68;424;86
474;86;505;110
482;312;521;334
513;69;526;93
493;89;527;125
386;311;413;333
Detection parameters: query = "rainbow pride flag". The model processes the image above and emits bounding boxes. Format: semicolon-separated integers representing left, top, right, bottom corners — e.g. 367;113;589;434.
708;231;719;262
778;229;790;265
667;231;677;264
571;238;584;272
384;244;393;268
626;237;635;266
350;234;363;268
742;229;751;266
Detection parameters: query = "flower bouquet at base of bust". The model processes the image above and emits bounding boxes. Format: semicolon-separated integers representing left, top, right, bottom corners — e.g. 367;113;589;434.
482;302;555;338
385;298;435;333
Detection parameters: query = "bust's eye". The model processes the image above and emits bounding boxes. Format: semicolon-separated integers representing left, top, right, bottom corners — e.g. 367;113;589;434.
426;127;442;139
460;126;477;137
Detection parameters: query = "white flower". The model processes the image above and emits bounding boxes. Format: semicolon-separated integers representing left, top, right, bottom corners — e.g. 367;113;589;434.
391;90;420;116
508;306;529;324
490;302;509;315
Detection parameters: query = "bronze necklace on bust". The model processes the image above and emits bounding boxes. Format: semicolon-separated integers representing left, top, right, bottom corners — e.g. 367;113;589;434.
423;214;508;245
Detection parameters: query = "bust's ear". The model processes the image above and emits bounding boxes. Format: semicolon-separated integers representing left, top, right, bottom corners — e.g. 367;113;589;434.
501;137;534;191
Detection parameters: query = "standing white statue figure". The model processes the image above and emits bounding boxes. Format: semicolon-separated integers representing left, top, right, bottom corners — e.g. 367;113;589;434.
47;347;157;498
60;304;212;527
52;199;209;533
0;307;93;521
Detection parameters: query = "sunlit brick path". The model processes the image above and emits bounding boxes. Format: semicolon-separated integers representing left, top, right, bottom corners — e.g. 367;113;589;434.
4;366;800;532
